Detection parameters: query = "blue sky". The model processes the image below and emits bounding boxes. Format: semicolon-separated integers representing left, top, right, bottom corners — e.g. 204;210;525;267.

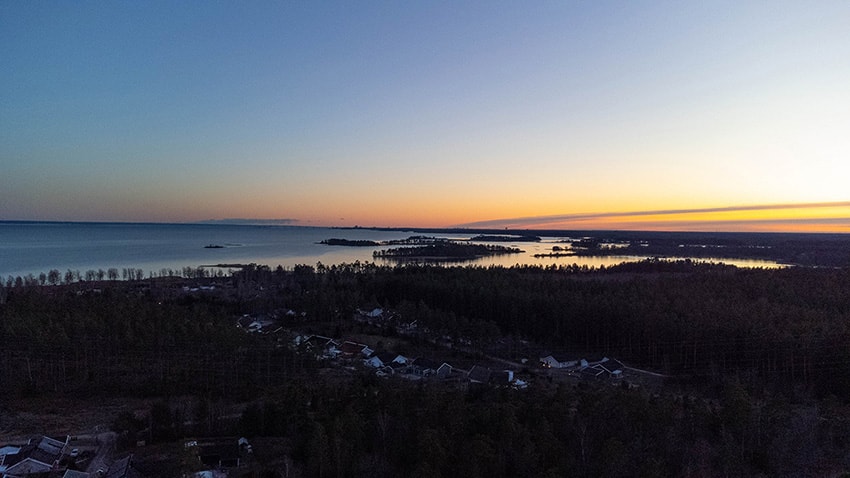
2;1;849;231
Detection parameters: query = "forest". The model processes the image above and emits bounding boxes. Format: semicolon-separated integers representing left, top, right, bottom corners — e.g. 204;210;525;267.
2;260;850;476
373;243;523;260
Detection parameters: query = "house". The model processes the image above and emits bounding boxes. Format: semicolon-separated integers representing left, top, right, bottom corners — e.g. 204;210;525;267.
477;369;528;389
435;362;453;379
301;335;340;359
238;437;252;454
355;307;383;319
580;359;625;381
0;446;21;474
237;314;280;334
441;366;469;384
302;335;336;348
338;341;373;358
104;455;142;478
539;354;580;369
197;441;241;468
579;365;609;380
408;358;452;378
237;316;254;329
62;470;91;478
512;377;529;389
357;307;383;319
386;361;407;374
490;370;514;386
236;314;280;333
606;359;626;379
583;356;610;367
354;307;393;326
409;358;440;376
578;360;624;381
365;352;407;369
0;446;21;457
1;449;55;477
468;365;492;384
191;471;228;478
397;320;419;335
0;435;68;477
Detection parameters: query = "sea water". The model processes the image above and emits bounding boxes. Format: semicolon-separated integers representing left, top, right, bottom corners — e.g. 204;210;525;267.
0;222;419;279
0;221;782;280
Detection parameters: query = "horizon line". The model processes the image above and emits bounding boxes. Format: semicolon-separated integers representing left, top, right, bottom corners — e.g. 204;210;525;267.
0;220;848;236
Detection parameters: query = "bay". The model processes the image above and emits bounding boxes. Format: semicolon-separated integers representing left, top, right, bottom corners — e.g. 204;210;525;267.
0;222;782;279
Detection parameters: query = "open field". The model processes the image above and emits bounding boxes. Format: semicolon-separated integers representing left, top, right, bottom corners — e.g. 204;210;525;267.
0;397;150;442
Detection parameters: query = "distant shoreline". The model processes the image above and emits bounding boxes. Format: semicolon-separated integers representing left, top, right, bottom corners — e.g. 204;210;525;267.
2;220;848;238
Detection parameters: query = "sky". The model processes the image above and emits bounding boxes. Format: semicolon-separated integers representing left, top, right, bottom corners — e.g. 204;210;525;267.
2;1;849;232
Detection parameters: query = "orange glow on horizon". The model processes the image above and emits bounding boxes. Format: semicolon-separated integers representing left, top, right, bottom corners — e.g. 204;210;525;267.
168;196;850;233
454;202;850;233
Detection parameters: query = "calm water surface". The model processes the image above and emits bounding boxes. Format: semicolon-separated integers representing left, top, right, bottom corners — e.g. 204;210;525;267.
0;222;782;279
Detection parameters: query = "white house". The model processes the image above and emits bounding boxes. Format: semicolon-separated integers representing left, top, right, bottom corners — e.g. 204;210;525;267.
365;353;407;368
539;354;580;369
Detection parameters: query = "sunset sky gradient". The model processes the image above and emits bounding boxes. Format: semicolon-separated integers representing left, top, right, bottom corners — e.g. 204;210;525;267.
2;1;849;232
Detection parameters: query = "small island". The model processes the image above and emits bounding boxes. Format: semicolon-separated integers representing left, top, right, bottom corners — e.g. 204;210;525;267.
320;236;450;247
374;243;523;261
533;252;576;258
470;234;541;242
319;238;381;247
383;235;444;245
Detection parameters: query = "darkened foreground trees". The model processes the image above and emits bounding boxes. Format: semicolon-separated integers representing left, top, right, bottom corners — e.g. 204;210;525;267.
0;285;316;398
2;261;850;397
345;261;850;397
112;377;850;477
3;261;850;476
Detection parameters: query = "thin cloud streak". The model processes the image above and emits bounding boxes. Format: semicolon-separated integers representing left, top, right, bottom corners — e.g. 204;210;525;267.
605;217;850;233
457;202;850;229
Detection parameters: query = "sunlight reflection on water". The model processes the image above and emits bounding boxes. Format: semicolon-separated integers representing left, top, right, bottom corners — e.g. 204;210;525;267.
0;224;784;278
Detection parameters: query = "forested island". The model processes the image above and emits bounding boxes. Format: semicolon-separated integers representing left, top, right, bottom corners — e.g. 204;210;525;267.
3;260;850;476
469;234;541;242
320;236;444;247
373;243;523;260
319;238;381;246
321;235;525;261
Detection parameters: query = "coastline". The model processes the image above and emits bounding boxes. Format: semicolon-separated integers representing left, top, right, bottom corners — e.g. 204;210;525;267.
2;222;847;280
